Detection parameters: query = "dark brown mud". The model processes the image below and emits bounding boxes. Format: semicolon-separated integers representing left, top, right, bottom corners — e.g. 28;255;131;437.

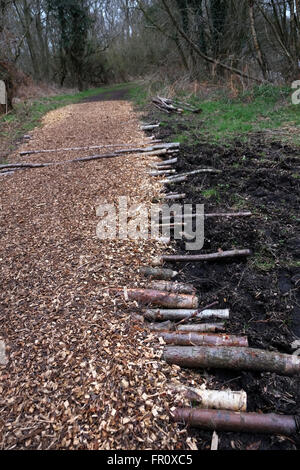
148;118;300;450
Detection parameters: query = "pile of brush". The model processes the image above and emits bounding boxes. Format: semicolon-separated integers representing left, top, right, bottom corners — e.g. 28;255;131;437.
152;96;202;114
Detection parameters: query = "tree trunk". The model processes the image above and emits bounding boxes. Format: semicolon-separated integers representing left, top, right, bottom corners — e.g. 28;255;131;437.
249;0;268;79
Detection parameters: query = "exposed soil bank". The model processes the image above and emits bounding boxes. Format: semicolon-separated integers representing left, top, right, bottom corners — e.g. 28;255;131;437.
147;117;300;450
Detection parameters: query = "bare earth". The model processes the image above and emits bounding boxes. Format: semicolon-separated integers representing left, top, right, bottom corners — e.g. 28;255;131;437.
0;100;195;450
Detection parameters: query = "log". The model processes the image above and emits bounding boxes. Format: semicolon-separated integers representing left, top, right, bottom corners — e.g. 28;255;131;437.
157;222;186;228
152;249;252;265
161;176;187;184
144;309;229;321
0;147;177;172
165;194;186;201
19;141;171;156
155;237;171;244
169;99;202;114
167;169;221;180
155;157;178;166
152;97;184;114
141;124;160;130
149;169;176;176
158;332;248;347
0;170;15;176
162;211;253;222
149;281;196;294
139;267;178;280
178;323;225;333
150;164;172;170
205;211;252;219
148;322;225;333
148;321;174;331
171;408;298;435
125;289;198;309
171;386;247;411
153;102;171;114
163;346;300;375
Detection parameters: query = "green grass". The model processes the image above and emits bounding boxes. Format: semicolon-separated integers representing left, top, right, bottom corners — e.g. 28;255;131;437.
252;252;277;272
202;187;220;200
128;84;148;108
146;84;300;146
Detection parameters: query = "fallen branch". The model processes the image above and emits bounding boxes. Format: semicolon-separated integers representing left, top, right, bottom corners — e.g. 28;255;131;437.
19;140;168;156
162;211;253;222
152;96;183;114
149;281;196;294
176;301;219;326
171;409;297;435
158;332;248;347
152;249;252;265
150;164;172;170
170;386;247;411
148;321;174;331
149;169;176;176
167;169;221;180
123;289;198;309
178;323;225;333
0;147;178;172
163;346;300;375
139;267;178;280
155;157;178;166
164;194;186;200
148;322;226;333
161;176;187;184
168;99;202;114
144;308;229;322
156;222;186;228
141;124;160;130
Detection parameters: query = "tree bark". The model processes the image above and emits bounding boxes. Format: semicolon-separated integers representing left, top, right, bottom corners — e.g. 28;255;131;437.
163;346;300;376
125;289;198;309
153;249;251;265
170;386;247;411
178;323;225;333
249;0;268;79
144;308;229;321
162;212;252;222
149;281;196;294
171;408;297;435
158;332;248;347
139;267;178;280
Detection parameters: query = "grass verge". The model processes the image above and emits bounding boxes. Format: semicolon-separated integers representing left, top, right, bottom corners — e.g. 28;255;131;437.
132;83;300;146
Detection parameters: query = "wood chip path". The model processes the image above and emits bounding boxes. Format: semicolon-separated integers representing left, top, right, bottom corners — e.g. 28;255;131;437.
0;99;197;450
